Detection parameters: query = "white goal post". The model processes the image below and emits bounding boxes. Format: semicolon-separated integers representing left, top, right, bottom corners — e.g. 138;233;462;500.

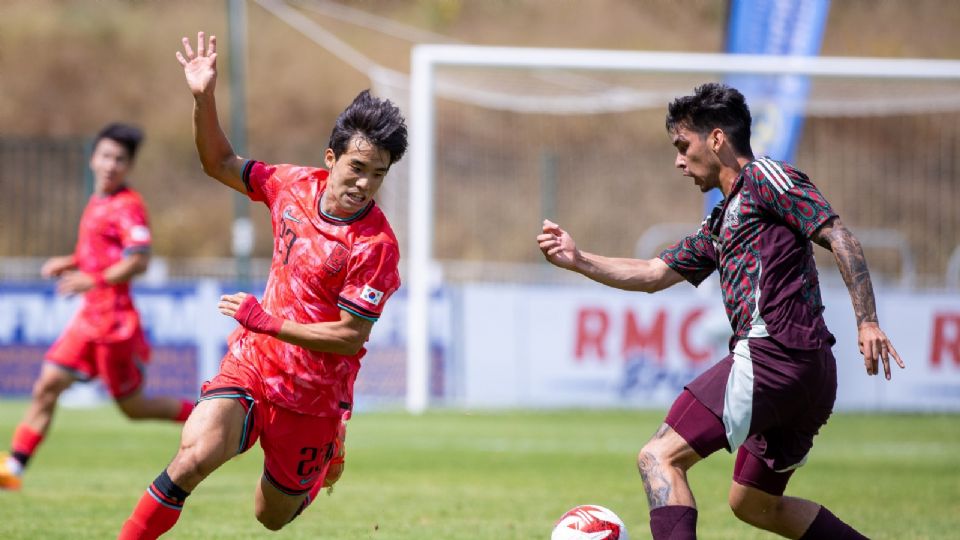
405;44;960;414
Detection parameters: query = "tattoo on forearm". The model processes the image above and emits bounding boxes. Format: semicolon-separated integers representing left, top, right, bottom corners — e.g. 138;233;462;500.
827;226;878;326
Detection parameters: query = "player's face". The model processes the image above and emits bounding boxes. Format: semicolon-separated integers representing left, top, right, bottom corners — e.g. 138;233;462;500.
670;126;721;193
89;138;133;195
322;135;390;218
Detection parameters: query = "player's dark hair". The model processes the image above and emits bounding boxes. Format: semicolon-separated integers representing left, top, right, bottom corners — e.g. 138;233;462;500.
328;89;408;166
94;122;144;160
666;83;753;157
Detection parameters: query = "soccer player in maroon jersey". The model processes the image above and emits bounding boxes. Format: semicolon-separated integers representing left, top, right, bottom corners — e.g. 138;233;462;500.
0;123;196;492
117;32;406;538
538;83;905;540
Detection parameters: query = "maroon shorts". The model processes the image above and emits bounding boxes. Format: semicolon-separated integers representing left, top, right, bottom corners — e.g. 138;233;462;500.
199;353;341;496
666;336;837;495
45;319;150;399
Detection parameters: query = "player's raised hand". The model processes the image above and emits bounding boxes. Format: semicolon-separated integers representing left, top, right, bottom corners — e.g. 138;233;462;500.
538;219;579;270
176;31;217;96
857;322;905;380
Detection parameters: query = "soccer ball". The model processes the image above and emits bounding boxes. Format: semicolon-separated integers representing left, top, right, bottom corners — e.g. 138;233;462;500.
551;504;629;540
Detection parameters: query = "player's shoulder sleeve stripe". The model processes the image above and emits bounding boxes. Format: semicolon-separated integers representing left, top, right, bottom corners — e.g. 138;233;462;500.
122;245;151;256
338;297;380;322
241;159;257;193
753;158;795;195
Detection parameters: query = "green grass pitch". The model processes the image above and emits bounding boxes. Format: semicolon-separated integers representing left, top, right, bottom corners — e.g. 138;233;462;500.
0;401;957;539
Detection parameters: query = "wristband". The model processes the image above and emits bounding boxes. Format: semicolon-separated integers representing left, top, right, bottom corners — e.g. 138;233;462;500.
234;295;283;336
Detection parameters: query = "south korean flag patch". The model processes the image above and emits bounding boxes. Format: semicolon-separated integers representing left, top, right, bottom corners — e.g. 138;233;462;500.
130;225;151;243
360;284;384;306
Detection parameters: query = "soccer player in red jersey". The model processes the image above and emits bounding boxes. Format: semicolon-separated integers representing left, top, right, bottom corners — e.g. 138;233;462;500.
117;32;406;538
538;83;905;539
0;123;196;492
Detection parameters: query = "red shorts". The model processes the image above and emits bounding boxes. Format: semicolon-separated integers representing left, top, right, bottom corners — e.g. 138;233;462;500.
200;353;341;496
45;317;150;399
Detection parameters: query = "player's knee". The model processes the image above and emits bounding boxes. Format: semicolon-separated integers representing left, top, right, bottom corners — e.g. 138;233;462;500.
728;491;775;527
638;433;677;465
637;442;663;477
170;445;225;485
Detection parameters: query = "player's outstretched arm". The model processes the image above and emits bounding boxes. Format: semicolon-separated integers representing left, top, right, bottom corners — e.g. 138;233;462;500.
55;253;150;296
40;255;77;279
537;219;684;293
812;217;906;379
218;292;373;355
176;31;246;194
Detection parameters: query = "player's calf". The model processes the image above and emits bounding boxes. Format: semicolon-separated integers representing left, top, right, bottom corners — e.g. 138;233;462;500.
257;485;307;531
257;511;290;532
116;392;195;423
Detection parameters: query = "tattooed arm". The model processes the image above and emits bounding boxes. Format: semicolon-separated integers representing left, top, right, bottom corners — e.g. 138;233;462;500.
811;217;877;326
812;217;905;379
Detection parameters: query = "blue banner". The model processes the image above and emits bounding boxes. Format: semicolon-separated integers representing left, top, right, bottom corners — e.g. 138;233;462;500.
706;0;831;210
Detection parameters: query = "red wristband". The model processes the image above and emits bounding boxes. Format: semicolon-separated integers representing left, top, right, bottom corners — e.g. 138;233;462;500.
234;295;283;336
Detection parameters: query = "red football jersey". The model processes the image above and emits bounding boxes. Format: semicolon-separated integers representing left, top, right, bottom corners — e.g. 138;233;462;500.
229;160;401;417
71;187;152;342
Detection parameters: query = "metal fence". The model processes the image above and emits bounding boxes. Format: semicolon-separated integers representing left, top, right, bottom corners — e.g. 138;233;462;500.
0;137;90;257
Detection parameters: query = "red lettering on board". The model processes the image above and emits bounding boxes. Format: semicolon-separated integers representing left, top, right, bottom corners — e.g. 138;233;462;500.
622;309;666;362
679;308;712;364
931;313;960;368
575;308;609;360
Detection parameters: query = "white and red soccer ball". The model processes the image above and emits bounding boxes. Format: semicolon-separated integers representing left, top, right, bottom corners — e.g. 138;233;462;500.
551;504;629;540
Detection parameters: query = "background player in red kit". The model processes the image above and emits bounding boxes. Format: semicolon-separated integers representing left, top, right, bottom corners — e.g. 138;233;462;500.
538;83;905;539
0;123;195;491
118;32;406;538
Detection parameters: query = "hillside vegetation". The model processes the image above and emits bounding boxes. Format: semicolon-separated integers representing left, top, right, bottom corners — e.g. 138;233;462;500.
1;0;958;282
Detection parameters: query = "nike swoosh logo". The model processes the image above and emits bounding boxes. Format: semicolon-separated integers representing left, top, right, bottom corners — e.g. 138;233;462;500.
299;475;319;485
282;209;301;223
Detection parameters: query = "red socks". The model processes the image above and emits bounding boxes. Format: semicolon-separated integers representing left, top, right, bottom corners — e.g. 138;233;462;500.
118;471;189;540
118;491;181;539
10;424;43;466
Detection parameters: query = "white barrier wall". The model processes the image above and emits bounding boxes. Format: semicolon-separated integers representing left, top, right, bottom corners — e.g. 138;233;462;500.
2;281;957;411
456;282;960;411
